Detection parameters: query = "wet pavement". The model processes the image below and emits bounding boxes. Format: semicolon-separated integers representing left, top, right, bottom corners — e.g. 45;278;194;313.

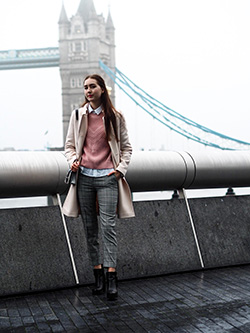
1;265;250;332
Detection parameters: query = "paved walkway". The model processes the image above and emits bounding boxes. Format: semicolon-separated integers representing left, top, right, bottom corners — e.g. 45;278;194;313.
1;265;250;332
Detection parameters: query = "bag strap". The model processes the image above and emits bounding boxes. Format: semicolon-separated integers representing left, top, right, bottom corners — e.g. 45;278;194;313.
75;109;79;121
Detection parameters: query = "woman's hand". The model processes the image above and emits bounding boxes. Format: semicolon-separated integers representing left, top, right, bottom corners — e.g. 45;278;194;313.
108;170;123;180
71;160;80;172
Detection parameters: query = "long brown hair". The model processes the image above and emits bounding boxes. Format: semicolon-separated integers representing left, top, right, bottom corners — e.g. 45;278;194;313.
82;74;120;141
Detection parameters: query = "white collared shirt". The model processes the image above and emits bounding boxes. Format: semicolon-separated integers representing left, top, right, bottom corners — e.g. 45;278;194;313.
88;104;103;115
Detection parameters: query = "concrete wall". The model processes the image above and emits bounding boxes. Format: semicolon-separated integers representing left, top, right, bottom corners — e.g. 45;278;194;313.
0;195;250;296
189;196;250;267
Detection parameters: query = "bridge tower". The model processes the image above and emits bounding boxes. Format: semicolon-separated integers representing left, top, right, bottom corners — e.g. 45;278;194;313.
58;0;116;142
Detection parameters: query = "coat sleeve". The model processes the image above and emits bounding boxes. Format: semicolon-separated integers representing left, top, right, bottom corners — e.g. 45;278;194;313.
64;111;77;166
115;113;133;177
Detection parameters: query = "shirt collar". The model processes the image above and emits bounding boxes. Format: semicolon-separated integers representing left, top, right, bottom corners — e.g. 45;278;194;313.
88;104;103;115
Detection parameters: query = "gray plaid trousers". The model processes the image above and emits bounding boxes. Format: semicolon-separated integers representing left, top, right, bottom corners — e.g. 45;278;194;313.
77;172;118;268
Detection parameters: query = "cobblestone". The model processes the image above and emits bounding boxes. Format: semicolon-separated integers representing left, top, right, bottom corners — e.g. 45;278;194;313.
1;265;250;332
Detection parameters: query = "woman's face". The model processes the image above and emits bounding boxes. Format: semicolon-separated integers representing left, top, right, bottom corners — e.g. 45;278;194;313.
84;78;104;106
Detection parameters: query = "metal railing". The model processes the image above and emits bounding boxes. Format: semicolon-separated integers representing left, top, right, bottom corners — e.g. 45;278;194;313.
0;151;67;198
1;150;250;198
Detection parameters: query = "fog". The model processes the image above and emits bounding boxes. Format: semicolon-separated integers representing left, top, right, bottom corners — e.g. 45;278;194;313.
0;0;250;151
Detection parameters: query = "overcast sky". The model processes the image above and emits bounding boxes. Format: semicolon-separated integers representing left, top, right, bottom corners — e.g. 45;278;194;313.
0;0;249;151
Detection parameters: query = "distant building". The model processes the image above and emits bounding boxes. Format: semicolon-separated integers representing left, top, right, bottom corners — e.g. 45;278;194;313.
58;0;115;142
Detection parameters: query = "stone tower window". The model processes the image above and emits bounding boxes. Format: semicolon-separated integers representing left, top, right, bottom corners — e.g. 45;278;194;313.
77;78;83;87
74;25;81;33
71;78;76;88
75;42;82;52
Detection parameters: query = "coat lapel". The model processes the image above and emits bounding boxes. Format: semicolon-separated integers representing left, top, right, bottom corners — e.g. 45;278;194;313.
108;120;119;167
76;107;88;159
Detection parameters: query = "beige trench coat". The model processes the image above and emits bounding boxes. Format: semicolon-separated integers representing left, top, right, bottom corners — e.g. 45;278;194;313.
62;105;135;219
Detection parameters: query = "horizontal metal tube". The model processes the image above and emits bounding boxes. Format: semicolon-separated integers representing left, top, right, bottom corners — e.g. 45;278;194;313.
126;150;250;192
126;151;196;192
187;151;250;189
1;150;250;198
0;151;68;198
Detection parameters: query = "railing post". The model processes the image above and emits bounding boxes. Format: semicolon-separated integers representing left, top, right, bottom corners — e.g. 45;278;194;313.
180;188;204;268
56;194;79;285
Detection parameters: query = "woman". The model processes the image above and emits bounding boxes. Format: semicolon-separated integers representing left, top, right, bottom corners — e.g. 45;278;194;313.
62;74;135;300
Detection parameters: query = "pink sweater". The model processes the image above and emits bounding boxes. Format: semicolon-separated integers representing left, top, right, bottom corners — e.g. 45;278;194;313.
80;112;113;169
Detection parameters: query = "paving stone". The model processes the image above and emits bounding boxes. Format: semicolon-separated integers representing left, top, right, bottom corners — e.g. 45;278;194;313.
22;315;35;325
9;316;23;328
36;321;52;332
49;322;65;332
25;327;40;333
9;328;26;333
0;316;11;328
33;314;47;323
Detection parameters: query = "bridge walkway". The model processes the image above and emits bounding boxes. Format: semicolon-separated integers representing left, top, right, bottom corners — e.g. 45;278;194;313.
1;265;250;332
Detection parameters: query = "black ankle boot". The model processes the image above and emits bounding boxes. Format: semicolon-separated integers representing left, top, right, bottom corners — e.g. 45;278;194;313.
92;268;105;295
106;271;118;301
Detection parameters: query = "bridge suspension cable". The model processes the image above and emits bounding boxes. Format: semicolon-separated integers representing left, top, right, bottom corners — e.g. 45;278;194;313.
99;60;250;151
